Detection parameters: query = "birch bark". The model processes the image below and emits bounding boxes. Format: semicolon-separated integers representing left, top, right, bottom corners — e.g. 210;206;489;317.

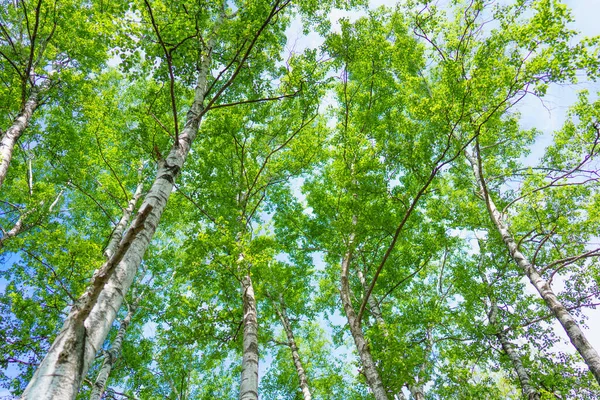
0;209;31;247
104;169;144;259
340;216;389;400
395;391;407;400
488;302;540;400
357;269;384;325
21;37;216;400
89;296;140;400
239;273;259;400
407;327;431;400
408;385;425;400
0;83;47;190
466;147;600;385
274;294;312;400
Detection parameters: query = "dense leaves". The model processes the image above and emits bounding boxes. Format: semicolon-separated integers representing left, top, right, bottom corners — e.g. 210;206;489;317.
1;0;599;399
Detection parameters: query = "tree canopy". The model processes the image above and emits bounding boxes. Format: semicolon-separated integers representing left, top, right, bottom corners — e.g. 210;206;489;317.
1;0;599;399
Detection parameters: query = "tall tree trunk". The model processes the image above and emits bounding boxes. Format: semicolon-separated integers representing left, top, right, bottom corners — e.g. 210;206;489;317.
488;302;540;400
0;83;47;190
495;334;540;400
89;296;140;400
104;167;144;260
239;274;259;400
340;216;389;400
466;147;600;385
395;391;407;400
358;269;425;400
21;39;215;400
274;294;312;400
408;385;425;400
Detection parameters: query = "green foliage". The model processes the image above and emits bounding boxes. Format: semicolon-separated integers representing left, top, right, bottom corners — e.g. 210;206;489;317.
1;0;600;399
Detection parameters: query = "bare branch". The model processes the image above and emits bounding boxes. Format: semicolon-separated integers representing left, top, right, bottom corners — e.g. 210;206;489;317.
200;0;292;118
207;90;300;111
143;0;180;142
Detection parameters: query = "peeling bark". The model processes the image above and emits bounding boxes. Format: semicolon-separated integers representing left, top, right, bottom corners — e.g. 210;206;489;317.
466;147;600;385
239;274;259;400
274;294;312;400
0;83;47;190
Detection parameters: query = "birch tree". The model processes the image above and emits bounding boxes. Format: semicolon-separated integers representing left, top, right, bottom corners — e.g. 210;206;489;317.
464;110;600;384
0;0;121;189
21;1;305;397
0;70;149;394
177;60;324;398
407;0;600;388
1;1;599;399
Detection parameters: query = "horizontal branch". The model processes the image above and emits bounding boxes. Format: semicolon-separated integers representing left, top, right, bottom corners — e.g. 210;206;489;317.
206;90;300;111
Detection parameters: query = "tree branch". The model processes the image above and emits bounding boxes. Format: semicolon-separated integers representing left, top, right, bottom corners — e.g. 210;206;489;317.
143;0;180;143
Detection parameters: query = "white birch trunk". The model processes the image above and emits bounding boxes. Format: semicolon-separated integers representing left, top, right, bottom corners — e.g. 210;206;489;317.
239;274;259;400
408;385;425;400
0;208;32;247
357;269;384;325
466;149;600;385
395;391;408;400
89;297;139;400
104;171;144;259
340;216;389;400
487;286;540;399
21;40;215;400
495;333;540;400
274;294;312;400
0;83;47;190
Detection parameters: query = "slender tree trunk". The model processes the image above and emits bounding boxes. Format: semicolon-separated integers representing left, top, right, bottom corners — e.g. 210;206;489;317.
0;189;63;248
408;385;425;400
407;327;431;400
239;274;259;400
466;148;600;385
340;216;389;400
20;38;215;400
89;297;139;400
484;272;540;400
359;269;426;400
0;208;33;247
357;269;384;325
274;294;312;400
104;169;144;259
0;83;47;190
495;332;540;400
